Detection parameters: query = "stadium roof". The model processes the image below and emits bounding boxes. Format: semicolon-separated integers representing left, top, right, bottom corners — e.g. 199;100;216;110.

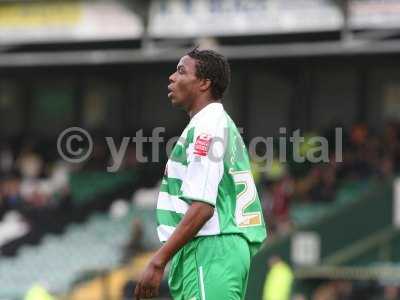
1;39;400;67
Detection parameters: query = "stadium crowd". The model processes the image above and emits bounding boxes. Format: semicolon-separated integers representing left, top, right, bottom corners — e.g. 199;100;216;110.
253;121;400;238
0;133;142;255
1;121;399;248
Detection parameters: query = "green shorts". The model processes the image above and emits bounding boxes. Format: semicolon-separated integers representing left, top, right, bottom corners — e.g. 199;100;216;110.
168;234;251;300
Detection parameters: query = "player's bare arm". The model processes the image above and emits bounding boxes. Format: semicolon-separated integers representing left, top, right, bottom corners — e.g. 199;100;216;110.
135;201;214;299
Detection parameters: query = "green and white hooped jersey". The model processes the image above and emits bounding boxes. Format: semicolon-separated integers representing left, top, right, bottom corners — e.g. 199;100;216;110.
156;103;267;247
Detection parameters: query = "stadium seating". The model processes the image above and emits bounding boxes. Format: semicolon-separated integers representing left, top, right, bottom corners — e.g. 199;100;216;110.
290;180;370;226
0;203;159;299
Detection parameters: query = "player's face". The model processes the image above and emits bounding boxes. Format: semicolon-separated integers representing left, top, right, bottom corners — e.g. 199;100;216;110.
168;55;200;109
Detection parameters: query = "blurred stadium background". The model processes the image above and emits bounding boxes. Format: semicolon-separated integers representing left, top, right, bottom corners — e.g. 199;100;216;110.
1;0;400;299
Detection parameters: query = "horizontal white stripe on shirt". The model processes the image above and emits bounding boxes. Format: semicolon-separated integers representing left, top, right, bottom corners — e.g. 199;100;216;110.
167;160;187;181
157;191;189;214
198;211;220;236
157;210;220;242
157;225;175;242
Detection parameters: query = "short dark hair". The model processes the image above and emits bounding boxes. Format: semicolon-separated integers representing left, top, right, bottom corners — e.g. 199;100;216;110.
187;47;231;100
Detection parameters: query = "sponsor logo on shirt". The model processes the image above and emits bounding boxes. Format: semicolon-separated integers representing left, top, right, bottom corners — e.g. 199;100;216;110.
194;133;212;157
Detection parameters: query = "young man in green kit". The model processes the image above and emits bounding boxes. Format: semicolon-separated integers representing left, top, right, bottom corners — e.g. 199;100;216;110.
135;48;267;300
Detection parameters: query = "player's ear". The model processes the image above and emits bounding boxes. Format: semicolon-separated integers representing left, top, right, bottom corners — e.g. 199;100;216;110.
199;78;211;92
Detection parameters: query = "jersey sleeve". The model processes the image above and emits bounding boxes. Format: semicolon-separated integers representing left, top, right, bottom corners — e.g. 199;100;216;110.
180;119;226;206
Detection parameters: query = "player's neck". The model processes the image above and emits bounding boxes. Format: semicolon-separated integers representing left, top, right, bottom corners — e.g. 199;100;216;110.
188;97;219;119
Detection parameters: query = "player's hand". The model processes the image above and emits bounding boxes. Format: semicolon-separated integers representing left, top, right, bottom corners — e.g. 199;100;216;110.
134;258;165;299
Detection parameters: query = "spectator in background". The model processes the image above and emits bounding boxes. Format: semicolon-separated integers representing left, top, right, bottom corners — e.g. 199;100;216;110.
121;218;145;264
312;280;353;300
263;256;293;300
16;142;49;207
383;285;400;300
115;144;139;171
262;159;293;237
309;163;337;203
0;141;14;178
83;133;108;171
382;121;400;175
24;283;55;300
346;123;374;180
380;155;395;179
17;145;44;180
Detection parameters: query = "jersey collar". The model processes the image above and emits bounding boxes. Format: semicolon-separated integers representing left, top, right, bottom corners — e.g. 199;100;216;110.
190;102;223;122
